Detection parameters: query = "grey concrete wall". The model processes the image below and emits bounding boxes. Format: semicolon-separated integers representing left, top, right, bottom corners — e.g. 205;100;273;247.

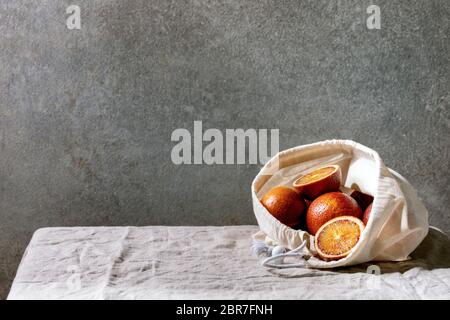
0;0;448;298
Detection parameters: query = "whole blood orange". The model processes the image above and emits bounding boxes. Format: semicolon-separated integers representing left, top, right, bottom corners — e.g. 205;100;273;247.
306;192;362;235
315;216;365;261
261;186;306;228
293;165;341;199
362;203;373;225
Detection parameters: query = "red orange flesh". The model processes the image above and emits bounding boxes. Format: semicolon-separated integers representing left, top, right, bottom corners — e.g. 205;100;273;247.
293;165;341;200
315;216;365;261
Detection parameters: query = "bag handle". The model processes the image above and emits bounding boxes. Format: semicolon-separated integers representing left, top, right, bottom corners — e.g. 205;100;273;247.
261;241;310;269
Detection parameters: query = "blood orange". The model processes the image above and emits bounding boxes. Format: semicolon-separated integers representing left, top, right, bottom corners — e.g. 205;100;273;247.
349;190;373;212
362;203;373;225
293;165;341;199
261;186;306;228
315;216;365;261
306;192;362;235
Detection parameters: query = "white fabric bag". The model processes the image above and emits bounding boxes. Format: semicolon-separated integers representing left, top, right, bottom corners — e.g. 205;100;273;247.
252;139;429;268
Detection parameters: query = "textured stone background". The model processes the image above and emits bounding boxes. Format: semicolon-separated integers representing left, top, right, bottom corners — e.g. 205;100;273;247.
0;0;448;298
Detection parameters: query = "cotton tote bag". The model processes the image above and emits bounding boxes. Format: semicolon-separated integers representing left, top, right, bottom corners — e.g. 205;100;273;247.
252;140;429;268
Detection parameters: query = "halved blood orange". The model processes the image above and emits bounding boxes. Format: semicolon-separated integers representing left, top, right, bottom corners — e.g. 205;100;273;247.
293;165;341;199
315;216;365;261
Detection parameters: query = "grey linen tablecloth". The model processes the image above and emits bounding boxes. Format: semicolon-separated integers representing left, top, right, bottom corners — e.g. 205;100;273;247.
8;225;450;299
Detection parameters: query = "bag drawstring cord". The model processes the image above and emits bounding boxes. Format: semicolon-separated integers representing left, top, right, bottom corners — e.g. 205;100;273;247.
261;240;310;269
